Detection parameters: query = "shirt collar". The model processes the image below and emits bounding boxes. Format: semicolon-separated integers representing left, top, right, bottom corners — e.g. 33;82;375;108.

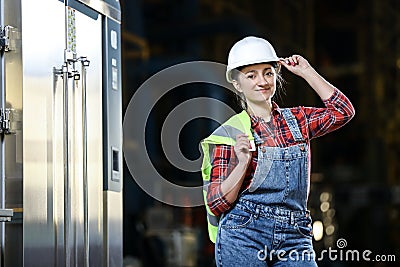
272;102;281;115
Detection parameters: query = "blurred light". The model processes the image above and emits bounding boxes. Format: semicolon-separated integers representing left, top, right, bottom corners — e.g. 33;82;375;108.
325;225;335;236
320;202;330;212
320;192;331;202
313;221;324;241
327;209;336;218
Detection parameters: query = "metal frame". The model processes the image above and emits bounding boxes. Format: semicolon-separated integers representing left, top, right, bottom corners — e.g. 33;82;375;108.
76;0;121;23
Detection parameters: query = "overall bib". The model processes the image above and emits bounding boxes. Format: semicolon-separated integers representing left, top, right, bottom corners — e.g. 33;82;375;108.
215;109;318;267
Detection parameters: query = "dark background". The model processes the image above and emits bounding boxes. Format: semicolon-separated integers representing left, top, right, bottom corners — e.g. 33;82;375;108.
120;0;400;266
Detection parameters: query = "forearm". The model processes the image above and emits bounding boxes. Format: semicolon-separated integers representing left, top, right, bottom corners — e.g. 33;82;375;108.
281;55;335;100
207;135;252;216
281;55;355;138
206;161;249;216
304;88;355;138
220;162;248;204
301;67;335;100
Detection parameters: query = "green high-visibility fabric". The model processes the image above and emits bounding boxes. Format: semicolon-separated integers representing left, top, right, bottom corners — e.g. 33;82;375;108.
201;110;253;243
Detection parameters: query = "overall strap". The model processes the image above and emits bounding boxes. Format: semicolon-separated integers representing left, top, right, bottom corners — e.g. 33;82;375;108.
251;129;263;145
281;108;304;142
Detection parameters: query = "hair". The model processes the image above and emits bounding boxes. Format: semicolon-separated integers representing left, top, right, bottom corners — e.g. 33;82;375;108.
231;62;285;110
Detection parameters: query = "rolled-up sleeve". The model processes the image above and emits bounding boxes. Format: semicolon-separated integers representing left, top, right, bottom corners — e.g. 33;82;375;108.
303;88;355;139
206;145;237;217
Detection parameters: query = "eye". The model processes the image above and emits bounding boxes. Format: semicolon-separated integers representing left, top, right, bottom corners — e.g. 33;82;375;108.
246;74;255;79
264;72;274;77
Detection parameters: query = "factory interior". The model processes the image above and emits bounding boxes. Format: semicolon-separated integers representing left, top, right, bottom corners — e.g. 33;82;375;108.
121;0;399;266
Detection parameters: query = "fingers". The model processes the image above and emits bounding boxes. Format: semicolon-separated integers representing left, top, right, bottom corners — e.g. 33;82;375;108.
234;134;253;164
235;134;251;152
279;55;301;67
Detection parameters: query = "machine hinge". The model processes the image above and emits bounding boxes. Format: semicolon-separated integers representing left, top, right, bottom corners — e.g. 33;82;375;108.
0;108;20;135
0;25;16;52
0;209;13;222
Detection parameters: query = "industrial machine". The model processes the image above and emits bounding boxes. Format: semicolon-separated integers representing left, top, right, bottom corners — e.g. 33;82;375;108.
0;0;123;266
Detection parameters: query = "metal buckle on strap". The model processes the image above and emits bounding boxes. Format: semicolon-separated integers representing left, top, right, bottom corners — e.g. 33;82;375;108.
254;206;260;219
290;211;295;225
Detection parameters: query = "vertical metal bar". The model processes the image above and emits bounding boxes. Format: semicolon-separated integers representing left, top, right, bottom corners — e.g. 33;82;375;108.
52;67;61;267
81;59;89;267
71;70;77;267
62;63;71;267
0;68;4;267
0;0;6;265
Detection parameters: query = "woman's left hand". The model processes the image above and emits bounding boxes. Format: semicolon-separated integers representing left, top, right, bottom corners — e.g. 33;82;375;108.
279;55;312;78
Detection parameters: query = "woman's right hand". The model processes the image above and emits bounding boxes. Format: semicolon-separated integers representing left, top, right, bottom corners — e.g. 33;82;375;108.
234;134;252;165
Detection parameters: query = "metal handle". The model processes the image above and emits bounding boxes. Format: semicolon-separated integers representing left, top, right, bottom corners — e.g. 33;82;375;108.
62;63;72;267
79;57;90;267
54;56;90;267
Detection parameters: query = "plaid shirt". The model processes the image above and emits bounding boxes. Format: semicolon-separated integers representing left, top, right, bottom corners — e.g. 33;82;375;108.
207;88;355;216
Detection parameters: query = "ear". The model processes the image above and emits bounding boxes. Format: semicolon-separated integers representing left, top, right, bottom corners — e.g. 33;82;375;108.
232;80;243;92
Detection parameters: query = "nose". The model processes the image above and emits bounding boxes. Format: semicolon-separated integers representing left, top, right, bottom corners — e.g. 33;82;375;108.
256;74;269;86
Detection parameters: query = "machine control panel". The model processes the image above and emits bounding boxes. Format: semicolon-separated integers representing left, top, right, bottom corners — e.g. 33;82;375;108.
103;17;122;192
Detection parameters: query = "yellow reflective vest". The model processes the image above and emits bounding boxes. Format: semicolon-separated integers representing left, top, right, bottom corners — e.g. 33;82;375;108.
200;110;254;243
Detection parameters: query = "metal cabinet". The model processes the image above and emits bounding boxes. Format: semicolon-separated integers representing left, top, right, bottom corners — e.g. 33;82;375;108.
0;0;122;266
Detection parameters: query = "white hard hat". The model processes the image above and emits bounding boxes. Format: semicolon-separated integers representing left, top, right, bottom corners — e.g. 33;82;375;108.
226;36;279;83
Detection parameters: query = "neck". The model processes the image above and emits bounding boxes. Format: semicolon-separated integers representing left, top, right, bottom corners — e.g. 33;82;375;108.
247;101;273;121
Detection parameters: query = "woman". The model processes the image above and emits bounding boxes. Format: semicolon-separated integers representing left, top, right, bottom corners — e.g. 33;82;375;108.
201;36;355;266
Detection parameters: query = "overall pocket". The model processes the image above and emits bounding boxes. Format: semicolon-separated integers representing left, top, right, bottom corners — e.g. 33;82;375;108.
221;208;253;229
295;216;313;239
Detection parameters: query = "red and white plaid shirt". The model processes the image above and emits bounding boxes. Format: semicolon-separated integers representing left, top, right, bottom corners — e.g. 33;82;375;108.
207;88;355;216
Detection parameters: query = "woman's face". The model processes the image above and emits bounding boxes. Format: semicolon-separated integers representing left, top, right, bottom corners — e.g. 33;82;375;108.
234;63;277;106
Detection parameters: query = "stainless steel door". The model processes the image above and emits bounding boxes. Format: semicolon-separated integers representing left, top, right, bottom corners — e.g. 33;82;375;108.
22;0;69;265
22;0;104;266
1;0;122;266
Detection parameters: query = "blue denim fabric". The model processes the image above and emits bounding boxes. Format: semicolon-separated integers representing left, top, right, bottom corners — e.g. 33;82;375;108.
215;109;317;266
246;143;310;211
216;200;317;266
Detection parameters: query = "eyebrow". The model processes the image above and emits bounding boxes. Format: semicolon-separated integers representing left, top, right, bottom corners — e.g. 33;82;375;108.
244;67;272;74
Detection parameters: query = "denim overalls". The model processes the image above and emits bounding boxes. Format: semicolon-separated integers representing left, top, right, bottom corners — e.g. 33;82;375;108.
215;109;318;267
